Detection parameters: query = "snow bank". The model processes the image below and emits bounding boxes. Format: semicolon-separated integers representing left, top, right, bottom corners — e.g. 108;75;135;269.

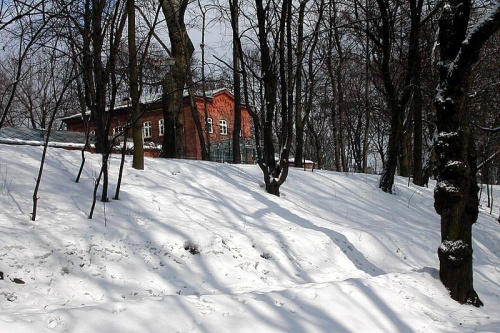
0;144;499;332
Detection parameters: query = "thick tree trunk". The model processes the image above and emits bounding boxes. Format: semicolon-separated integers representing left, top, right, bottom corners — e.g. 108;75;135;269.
187;81;208;160
379;110;402;193
160;77;175;158
434;0;500;307
160;0;194;159
255;0;278;186
266;180;280;196
128;0;144;170
435;127;481;306
377;0;402;193
398;130;411;177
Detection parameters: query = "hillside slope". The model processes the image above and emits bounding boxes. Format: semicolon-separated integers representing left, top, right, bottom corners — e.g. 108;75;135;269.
0;144;499;332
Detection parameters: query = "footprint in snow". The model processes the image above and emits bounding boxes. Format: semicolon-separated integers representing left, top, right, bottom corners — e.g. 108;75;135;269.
306;292;317;299
112;306;126;314
47;315;64;329
274;300;284;307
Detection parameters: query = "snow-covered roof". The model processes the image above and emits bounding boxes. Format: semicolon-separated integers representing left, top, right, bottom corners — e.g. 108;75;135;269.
0;127;163;150
0;126;94;147
60;88;233;121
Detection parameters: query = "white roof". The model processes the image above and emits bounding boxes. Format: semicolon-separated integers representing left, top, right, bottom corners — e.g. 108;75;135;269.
61;88;232;121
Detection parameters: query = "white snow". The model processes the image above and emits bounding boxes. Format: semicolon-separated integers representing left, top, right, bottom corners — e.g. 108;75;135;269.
438;240;468;256
0;144;499;332
435;181;461;195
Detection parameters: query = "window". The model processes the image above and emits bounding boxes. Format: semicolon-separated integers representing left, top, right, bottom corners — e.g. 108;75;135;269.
206;117;213;133
113;126;125;136
219;119;227;135
159;119;164;136
143;121;152;139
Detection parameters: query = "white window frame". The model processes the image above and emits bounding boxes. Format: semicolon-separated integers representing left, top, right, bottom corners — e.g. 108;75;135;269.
206;117;213;133
159;119;164;136
143;121;152;139
113;125;125;136
219;119;227;135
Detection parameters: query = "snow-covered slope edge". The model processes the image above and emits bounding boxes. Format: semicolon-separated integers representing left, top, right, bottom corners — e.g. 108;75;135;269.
0;145;498;333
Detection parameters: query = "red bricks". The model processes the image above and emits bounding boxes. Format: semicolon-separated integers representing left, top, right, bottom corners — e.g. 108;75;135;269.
63;89;253;161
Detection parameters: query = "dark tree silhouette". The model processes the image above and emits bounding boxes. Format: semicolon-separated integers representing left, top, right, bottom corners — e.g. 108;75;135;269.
434;0;500;307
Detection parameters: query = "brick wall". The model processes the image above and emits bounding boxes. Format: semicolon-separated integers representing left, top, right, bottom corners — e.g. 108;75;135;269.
63;89;253;161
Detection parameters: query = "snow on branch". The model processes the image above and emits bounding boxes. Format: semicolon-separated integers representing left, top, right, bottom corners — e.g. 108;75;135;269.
450;2;500;76
471;122;500;134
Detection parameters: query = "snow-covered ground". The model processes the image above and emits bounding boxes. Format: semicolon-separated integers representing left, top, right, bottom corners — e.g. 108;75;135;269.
0;144;498;333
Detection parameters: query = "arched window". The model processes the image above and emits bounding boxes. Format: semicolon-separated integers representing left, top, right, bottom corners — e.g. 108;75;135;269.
206;117;213;133
159;119;164;136
219;119;227;135
143;121;152;138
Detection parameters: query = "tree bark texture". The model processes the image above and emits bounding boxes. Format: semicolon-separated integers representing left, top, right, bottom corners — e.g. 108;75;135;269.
378;0;423;193
199;3;211;161
434;0;500;307
230;0;241;164
377;0;402;193
81;0;126;203
160;0;194;159
127;0;144;170
294;1;306;168
255;0;278;188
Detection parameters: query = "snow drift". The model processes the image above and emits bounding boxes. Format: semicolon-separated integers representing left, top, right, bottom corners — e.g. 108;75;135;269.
0;144;498;332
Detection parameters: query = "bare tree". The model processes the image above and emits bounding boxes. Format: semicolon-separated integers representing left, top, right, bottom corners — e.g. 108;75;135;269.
159;0;195;159
127;0;144;169
434;0;500;307
0;1;50;129
58;0;128;212
32;44;76;220
229;0;241;164
368;0;424;193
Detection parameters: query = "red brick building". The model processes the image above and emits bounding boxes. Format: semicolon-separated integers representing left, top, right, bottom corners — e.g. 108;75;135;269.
62;88;255;162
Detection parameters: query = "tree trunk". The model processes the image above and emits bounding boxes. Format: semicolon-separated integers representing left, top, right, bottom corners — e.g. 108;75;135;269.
160;0;194;159
412;82;424;185
307;117;324;169
255;0;278;185
32;69;74;221
378;0;423;193
114;128;128;200
377;0;402;193
128;0;144;170
294;2;306;168
379;105;403;193
362;17;371;174
160;76;175;158
434;0;500;307
199;3;210;161
230;0;242;164
398;130;411;177
186;81;208;160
